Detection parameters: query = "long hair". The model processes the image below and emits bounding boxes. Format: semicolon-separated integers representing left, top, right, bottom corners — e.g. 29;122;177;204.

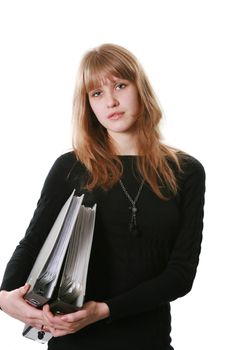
72;43;182;199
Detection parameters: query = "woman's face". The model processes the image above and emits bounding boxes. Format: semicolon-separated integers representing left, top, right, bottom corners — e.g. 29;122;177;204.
88;76;140;137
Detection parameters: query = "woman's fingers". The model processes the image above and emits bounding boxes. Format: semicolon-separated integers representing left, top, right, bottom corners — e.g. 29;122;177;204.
17;283;31;297
42;305;72;331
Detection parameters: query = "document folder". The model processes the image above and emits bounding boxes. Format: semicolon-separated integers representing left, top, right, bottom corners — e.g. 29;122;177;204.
22;190;96;343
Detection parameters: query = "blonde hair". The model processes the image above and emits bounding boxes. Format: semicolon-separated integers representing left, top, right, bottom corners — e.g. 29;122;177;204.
72;43;182;199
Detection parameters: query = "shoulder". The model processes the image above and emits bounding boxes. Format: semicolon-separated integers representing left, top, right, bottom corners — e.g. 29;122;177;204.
179;153;205;180
176;153;206;194
50;151;86;175
166;150;205;184
42;151;85;194
52;150;77;169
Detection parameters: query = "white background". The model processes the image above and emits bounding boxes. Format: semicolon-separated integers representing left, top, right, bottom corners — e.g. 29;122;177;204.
0;0;232;349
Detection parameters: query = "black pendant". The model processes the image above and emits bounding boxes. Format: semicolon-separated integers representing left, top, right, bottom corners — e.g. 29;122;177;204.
129;223;140;237
119;178;144;238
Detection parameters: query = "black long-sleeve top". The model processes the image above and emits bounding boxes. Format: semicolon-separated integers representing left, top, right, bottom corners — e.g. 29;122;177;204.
0;152;205;350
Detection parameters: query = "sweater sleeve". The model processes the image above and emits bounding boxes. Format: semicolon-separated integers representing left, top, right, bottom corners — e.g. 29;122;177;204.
0;152;76;291
105;157;206;321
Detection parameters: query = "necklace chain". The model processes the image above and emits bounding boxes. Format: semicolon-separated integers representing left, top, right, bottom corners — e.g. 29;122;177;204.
119;178;144;235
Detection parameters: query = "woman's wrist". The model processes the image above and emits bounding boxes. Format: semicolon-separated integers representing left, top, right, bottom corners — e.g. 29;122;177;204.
0;290;5;310
97;302;110;320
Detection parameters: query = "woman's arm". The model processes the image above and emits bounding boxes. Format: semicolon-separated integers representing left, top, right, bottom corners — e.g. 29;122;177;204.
0;152;77;292
0;152;78;329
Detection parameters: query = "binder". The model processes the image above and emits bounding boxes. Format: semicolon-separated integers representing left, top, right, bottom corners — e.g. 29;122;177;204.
22;190;96;343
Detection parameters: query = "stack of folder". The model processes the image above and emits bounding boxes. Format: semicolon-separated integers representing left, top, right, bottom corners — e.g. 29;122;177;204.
22;190;96;343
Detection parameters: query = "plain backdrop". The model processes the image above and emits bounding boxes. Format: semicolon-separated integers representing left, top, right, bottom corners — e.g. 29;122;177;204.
0;0;232;349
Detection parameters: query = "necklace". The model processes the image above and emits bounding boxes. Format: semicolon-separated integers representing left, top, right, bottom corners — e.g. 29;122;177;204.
119;178;144;236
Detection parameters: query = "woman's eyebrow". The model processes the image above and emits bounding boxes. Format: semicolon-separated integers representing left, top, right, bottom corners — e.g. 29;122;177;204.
88;77;127;93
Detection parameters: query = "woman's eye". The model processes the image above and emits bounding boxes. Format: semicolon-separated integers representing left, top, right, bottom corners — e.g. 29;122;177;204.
91;91;101;97
116;83;126;90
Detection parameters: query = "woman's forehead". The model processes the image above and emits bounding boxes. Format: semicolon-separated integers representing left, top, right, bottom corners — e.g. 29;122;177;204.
96;75;121;87
85;74;124;92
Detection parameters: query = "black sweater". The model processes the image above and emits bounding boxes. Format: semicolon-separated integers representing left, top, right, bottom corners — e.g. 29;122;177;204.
0;152;205;350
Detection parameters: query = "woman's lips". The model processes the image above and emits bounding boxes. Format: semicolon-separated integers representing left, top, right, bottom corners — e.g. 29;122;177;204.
107;112;124;120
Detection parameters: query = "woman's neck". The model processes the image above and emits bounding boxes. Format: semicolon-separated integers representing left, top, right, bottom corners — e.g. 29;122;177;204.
108;131;139;155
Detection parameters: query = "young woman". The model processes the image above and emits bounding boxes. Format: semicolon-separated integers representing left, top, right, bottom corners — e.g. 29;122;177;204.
0;43;205;350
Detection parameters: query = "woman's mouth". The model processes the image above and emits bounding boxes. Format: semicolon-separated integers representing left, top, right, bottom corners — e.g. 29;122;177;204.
107;112;124;120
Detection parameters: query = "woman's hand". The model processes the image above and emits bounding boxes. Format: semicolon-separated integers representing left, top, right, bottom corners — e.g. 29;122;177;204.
0;283;44;330
42;301;110;337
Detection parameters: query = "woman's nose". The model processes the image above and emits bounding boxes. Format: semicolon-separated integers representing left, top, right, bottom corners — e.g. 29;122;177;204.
106;93;119;108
